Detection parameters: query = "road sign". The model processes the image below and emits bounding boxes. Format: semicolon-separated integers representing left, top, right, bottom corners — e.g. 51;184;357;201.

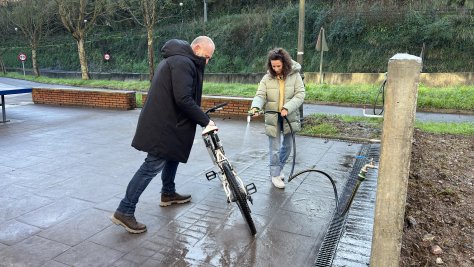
18;53;27;62
104;53;111;61
316;27;329;52
316;27;328;84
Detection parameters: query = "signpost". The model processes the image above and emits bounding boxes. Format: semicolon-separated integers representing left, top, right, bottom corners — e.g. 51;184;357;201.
18;53;27;76
316;27;329;84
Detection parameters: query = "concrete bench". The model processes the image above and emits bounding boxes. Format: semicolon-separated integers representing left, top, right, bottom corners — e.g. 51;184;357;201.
32;88;136;110
0;88;32;123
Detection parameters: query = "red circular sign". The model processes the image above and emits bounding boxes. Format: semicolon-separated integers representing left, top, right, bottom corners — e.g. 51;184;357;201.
18;53;27;62
104;53;111;61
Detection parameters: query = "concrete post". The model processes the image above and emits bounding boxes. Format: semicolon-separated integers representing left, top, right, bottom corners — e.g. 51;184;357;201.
370;53;422;266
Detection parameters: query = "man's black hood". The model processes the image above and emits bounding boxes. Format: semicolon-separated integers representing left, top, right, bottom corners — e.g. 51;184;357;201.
161;39;206;66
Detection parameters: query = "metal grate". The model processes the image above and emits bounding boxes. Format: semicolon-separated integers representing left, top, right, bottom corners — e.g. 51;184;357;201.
314;144;374;267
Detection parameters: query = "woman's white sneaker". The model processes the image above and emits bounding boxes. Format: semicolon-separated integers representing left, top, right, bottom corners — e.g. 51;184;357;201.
272;176;285;189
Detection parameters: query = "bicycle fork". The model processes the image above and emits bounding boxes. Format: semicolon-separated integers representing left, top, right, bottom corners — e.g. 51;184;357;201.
203;133;257;204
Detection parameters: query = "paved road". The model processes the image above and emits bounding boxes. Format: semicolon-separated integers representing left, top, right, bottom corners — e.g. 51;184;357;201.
303;103;474;123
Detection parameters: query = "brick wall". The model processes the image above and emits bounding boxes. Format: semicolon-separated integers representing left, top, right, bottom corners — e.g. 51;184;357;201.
201;96;252;117
141;94;253;117
32;88;136;110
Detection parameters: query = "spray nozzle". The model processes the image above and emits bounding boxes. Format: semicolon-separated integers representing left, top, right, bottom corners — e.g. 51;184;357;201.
247;107;263;116
247;107;262;123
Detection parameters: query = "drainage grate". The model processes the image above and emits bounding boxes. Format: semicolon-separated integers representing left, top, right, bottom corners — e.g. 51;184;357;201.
314;144;373;267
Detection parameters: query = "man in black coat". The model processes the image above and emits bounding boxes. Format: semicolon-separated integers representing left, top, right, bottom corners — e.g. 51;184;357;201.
111;36;217;234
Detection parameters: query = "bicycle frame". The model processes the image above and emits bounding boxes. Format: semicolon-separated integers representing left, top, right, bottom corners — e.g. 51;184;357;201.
201;103;257;235
202;122;253;203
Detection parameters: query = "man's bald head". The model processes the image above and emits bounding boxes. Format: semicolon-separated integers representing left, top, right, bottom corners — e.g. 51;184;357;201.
191;36;215;64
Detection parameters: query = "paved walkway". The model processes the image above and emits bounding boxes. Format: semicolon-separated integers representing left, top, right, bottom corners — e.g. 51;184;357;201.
1;93;366;266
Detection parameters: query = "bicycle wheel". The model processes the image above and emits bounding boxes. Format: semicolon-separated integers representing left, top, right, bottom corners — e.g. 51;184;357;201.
222;162;257;235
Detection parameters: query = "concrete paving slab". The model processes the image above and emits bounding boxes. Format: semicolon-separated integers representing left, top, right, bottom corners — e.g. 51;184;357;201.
0;219;41;245
0;99;374;266
0;236;70;267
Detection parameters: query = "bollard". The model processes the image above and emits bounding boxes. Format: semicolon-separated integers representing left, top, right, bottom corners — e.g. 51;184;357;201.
370;54;422;267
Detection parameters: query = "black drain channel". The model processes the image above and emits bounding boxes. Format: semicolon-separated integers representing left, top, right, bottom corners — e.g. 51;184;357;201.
314;144;373;267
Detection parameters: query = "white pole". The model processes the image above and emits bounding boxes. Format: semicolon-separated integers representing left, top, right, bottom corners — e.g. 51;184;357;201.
22;61;25;76
203;0;207;22
319;50;324;84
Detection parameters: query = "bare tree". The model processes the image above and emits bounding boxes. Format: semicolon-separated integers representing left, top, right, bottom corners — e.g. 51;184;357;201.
0;5;8;74
56;0;106;80
120;0;174;81
4;0;55;77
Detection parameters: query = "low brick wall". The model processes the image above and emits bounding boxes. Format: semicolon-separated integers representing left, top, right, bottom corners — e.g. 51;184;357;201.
32;88;136;110
141;94;252;117
201;96;252;117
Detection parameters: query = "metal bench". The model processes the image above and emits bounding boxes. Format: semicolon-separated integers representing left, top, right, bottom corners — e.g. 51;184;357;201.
0;88;32;123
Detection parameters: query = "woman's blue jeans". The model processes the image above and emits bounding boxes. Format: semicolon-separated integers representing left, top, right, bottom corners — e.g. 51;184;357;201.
116;153;179;216
268;114;292;177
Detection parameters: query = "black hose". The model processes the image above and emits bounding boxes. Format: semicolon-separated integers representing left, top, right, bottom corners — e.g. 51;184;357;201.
263;111;296;179
288;169;339;212
373;78;386;115
283;116;296;180
264;111;340;212
262;110;373;216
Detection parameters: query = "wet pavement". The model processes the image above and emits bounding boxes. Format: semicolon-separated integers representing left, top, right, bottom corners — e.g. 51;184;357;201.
1;92;366;266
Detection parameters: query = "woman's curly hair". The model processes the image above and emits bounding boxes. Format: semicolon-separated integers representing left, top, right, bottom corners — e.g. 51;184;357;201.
266;48;292;79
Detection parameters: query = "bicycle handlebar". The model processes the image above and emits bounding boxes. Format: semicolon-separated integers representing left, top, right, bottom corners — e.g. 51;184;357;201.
205;102;228;114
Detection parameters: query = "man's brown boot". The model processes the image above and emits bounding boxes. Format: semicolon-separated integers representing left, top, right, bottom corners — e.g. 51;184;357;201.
111;212;147;234
160;192;192;207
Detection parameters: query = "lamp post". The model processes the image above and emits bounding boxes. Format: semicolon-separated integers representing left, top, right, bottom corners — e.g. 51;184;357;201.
203;0;207;23
179;2;183;36
297;0;305;124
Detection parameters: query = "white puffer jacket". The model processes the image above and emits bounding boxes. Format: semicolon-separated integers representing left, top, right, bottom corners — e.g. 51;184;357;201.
251;60;305;137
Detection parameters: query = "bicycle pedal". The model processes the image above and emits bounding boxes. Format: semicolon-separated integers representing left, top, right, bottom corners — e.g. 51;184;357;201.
245;183;257;195
205;171;217;181
248;195;254;205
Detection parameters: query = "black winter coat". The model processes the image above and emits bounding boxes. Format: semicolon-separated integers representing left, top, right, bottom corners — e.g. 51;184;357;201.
131;39;210;163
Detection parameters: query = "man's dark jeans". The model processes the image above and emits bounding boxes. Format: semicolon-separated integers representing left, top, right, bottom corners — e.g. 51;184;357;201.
116;153;179;216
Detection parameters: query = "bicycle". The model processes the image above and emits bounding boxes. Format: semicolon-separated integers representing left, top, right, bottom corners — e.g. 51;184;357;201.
202;103;257;236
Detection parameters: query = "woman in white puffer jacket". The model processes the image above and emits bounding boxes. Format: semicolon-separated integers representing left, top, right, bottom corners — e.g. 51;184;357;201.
250;48;305;189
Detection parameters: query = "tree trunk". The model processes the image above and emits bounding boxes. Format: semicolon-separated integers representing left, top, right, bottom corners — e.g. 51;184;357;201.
147;27;154;81
77;37;90;80
0;58;6;74
32;48;40;77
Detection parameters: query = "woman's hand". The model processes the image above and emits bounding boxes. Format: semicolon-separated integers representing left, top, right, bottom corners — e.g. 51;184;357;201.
249;107;261;117
281;108;288;117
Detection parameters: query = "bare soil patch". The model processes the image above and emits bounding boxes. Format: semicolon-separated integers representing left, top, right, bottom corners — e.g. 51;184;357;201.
400;129;474;266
